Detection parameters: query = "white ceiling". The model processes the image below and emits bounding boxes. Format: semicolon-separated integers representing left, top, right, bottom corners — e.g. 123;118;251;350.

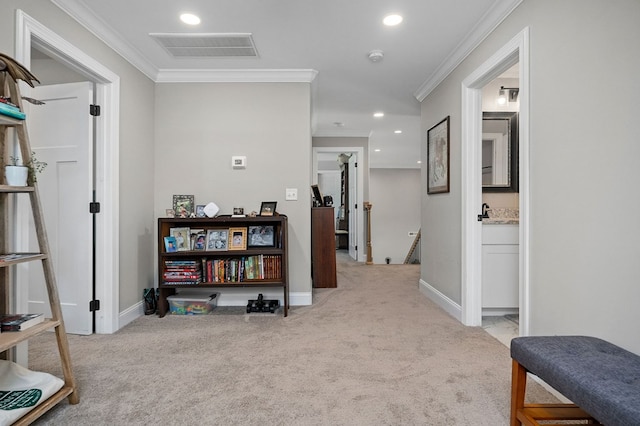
51;0;521;168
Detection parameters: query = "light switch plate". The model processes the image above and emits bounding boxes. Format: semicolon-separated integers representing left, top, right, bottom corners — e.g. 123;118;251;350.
285;188;298;201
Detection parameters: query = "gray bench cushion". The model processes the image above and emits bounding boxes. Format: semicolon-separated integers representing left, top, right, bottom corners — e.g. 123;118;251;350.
511;336;640;426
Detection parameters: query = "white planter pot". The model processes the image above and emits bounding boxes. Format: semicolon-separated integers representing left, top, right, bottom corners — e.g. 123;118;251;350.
5;165;28;186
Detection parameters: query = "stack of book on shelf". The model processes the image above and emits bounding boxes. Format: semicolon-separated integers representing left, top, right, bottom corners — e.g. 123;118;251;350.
0;97;25;120
201;254;282;283
163;260;202;285
0;313;44;332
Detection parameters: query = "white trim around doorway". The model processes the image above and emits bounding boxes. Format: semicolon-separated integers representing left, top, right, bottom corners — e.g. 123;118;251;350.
460;27;530;335
312;147;365;263
15;10;120;334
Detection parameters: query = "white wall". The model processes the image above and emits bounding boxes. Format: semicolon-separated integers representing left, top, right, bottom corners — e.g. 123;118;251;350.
154;82;312;304
370;169;421;264
420;0;640;354
1;1;156;319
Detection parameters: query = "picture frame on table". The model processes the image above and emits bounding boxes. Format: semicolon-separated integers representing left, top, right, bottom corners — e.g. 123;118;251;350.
195;205;206;218
228;227;247;250
169;227;190;251
205;229;229;251
173;194;195;218
427;116;450;194
259;201;277;216
247;225;275;248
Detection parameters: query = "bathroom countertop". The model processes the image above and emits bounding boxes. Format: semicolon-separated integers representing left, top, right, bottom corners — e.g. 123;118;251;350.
482;207;519;225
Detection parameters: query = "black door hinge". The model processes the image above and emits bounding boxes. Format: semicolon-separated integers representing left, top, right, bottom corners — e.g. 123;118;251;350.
90;104;101;116
89;202;100;214
89;299;100;312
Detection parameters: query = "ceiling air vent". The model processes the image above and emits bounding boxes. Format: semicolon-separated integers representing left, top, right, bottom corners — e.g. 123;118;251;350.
150;33;258;58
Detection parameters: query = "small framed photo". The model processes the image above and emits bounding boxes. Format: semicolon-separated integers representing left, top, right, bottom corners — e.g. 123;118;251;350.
190;228;206;251
206;229;229;251
259;201;277;216
170;227;190;251
427;116;450;194
173;194;195;218
195;205;206;218
248;225;275;247
165;209;175;218
228;227;247;250
164;236;177;253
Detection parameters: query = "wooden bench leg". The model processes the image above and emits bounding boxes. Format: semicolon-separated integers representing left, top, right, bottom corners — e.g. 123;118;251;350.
510;359;601;426
511;359;528;426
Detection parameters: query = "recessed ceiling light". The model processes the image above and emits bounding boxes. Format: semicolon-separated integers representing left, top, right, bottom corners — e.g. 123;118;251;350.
374;149;381;152
373;112;384;118
180;13;201;25
417;160;422;164
394;130;402;134
383;14;403;26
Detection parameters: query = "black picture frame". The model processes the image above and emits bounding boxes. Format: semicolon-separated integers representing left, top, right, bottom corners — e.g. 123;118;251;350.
311;184;323;206
247;225;276;248
427;116;450;194
259;201;277;216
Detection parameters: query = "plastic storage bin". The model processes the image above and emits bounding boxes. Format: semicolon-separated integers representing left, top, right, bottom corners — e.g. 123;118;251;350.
167;293;218;315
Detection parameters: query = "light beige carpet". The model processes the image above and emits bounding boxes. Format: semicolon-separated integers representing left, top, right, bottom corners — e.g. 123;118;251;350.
28;253;556;425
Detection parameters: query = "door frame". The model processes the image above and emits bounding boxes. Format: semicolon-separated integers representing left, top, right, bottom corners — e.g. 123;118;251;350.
460;27;530;334
15;10;120;334
312;147;365;262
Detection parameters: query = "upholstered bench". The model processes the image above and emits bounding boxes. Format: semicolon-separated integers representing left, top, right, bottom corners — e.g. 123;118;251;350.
510;336;640;426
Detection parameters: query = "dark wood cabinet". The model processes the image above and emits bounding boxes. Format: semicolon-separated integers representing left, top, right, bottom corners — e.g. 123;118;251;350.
157;215;289;316
311;207;337;288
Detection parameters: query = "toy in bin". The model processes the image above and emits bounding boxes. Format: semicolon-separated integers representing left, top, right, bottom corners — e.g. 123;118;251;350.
167;293;217;315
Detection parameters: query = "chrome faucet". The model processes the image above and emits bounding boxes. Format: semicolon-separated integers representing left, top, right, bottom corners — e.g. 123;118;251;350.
482;203;490;218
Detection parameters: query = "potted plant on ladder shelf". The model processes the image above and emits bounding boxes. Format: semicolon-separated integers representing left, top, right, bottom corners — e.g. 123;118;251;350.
4;151;47;186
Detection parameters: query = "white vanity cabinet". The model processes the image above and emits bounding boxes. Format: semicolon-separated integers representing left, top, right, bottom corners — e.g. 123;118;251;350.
482;224;519;310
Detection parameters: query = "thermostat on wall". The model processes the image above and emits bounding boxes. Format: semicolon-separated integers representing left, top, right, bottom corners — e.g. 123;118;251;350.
232;156;246;169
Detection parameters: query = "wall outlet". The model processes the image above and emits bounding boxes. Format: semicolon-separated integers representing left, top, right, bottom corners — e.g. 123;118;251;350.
285;188;298;201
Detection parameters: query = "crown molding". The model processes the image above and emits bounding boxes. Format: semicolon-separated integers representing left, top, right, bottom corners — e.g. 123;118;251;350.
52;0;320;84
52;0;159;80
155;69;318;83
414;0;523;102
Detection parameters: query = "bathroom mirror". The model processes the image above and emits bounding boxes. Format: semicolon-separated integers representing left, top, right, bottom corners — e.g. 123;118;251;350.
482;111;518;192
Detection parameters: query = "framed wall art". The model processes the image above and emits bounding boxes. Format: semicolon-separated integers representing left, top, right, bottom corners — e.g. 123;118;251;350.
427;116;450;194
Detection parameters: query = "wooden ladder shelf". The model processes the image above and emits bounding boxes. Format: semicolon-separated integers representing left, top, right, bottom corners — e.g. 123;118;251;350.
0;63;79;424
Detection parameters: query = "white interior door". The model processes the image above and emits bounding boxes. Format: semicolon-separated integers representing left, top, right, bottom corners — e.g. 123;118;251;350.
348;155;358;260
23;82;94;335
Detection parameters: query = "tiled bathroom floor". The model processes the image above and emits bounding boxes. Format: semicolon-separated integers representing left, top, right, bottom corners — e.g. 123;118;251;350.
482;315;519;348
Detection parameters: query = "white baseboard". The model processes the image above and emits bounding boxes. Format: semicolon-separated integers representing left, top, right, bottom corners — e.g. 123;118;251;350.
118;300;144;331
482;307;519;317
418;279;462;322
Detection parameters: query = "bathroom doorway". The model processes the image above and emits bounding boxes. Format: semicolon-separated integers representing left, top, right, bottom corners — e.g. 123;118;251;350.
460;28;530;335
